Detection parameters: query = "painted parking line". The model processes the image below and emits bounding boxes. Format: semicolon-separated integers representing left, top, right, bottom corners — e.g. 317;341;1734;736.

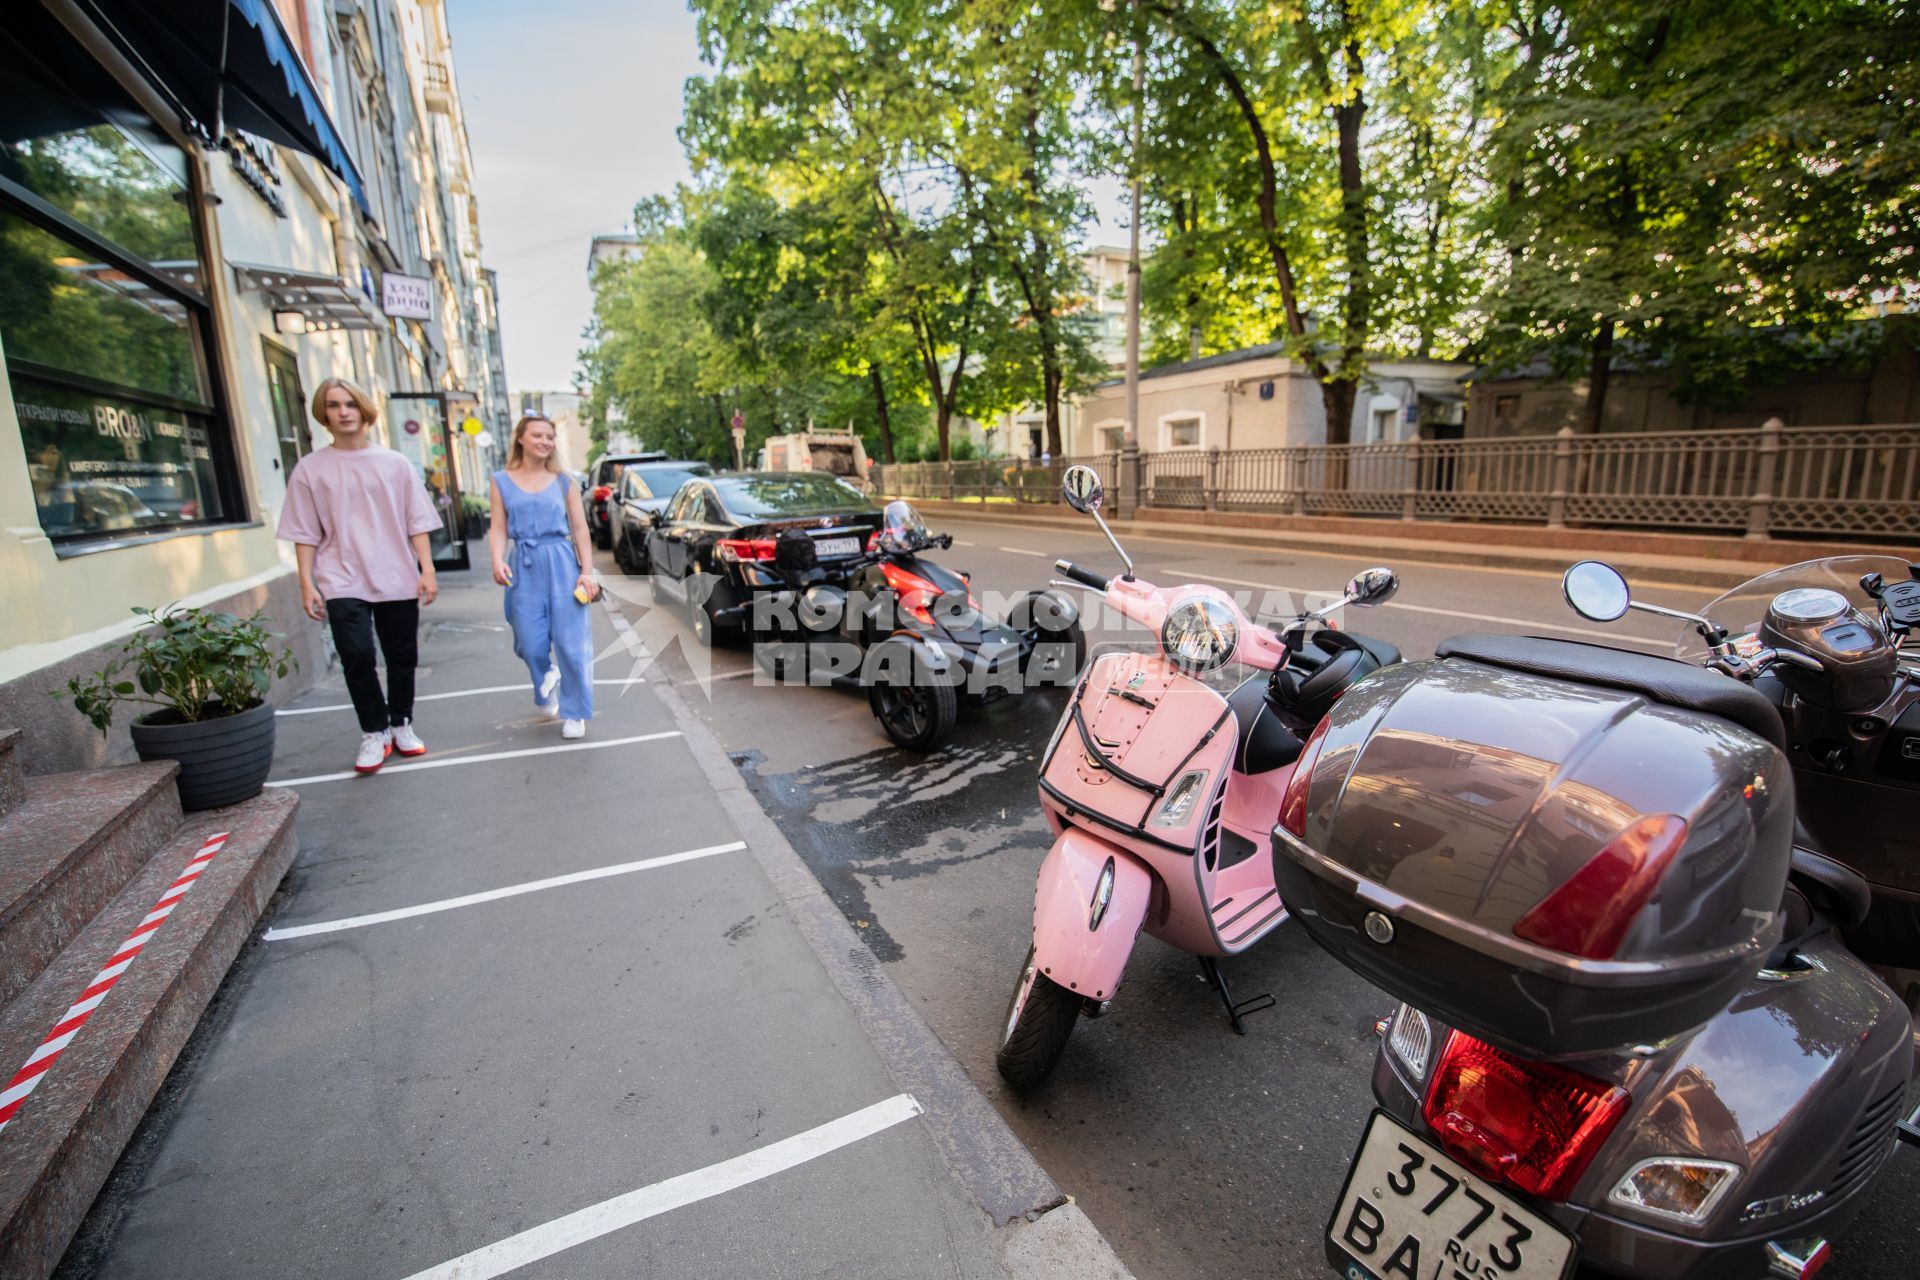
997;545;1048;557
269;731;682;787
1164;568;1670;646
279;679;648;717
400;1094;923;1280
262;840;745;941
951;539;976;546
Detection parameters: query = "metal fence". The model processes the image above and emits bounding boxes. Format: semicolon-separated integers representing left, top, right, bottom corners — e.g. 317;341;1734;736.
870;421;1920;542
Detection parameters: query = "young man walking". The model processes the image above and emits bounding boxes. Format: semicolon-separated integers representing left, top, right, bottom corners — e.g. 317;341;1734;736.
278;377;443;773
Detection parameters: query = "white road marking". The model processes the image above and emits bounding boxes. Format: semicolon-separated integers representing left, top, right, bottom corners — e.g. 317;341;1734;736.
997;546;1048;557
702;667;759;681
951;539;976;546
269;731;682;786
1165;568;1671;645
399;1094;924;1280
279;679;647;716
262;840;746;941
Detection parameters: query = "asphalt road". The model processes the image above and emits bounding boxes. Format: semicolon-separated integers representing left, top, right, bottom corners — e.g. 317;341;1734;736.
603;513;1918;1280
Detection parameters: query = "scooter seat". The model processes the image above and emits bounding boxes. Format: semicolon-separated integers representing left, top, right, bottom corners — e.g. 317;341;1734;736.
1228;676;1304;776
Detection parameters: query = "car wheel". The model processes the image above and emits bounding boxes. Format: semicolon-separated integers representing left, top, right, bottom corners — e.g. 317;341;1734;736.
612;531;634;575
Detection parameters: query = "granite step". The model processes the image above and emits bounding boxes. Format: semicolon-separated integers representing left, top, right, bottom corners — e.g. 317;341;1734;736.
0;730;22;819
0;764;183;1009
0;786;298;1280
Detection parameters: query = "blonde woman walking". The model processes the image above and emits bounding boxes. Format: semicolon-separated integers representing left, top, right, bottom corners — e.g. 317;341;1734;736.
489;414;597;737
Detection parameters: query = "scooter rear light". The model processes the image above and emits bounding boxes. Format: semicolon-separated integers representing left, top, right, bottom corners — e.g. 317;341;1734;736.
592;485;612;502
1277;717;1334;839
716;538;777;563
1422;1030;1629;1200
1512;814;1689;960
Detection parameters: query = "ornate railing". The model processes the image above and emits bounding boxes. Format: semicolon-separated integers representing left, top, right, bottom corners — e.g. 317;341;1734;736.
870;421;1920;542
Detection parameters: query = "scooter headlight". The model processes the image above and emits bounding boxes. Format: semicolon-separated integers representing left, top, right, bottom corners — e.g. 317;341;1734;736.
1385;1004;1433;1079
1609;1158;1741;1226
1161;596;1238;672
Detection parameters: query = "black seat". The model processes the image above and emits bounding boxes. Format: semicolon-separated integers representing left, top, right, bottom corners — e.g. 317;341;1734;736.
1227;676;1305;775
1434;633;1786;748
1789;846;1872;930
1314;629;1401;669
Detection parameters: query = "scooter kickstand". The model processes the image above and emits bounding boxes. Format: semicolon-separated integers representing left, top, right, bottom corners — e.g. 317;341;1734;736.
1197;956;1275;1036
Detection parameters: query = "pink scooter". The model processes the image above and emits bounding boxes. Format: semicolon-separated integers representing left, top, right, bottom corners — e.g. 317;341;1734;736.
995;465;1401;1090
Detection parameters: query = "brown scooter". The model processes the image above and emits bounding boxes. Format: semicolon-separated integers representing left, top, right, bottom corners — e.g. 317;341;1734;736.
1276;557;1920;1280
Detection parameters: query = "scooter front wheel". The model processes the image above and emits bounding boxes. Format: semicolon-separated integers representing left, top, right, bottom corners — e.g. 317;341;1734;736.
995;946;1079;1092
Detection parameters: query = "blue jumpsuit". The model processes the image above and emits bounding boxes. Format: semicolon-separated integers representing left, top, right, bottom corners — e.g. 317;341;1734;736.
496;471;594;721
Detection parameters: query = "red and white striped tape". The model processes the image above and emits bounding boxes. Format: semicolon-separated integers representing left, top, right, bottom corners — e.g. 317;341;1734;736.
0;830;229;1136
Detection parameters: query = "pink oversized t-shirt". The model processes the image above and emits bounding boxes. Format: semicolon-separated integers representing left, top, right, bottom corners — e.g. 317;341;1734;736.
276;445;443;602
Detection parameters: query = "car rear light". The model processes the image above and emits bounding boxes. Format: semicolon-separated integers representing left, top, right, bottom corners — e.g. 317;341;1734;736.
1609;1156;1741;1226
1277;716;1334;838
716;538;777;563
1512;814;1689;960
865;529;880;551
1422;1030;1629;1200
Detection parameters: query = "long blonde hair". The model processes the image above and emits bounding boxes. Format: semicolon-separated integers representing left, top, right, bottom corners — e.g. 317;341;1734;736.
506;414;562;473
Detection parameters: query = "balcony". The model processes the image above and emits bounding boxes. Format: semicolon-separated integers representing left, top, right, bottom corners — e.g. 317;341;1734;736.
421;60;452;113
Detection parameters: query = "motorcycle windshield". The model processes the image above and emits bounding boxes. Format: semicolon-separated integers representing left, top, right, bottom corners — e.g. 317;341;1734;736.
1674;555;1912;660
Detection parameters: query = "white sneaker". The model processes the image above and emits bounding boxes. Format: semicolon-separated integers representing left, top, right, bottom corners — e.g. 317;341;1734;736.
391;720;426;757
561;719;586;740
354;729;392;774
539;667;561;717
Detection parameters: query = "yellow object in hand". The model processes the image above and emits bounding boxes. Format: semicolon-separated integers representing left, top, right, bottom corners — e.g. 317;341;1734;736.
574;584;592;604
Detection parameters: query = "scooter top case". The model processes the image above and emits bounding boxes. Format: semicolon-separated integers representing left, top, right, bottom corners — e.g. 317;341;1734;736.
1272;634;1795;1060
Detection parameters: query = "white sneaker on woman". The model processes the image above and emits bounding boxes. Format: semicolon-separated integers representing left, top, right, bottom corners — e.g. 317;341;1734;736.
539;667;561;717
561;719;586;740
354;730;392;774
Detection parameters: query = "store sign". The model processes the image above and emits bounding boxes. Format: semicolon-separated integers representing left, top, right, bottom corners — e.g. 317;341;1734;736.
382;272;433;320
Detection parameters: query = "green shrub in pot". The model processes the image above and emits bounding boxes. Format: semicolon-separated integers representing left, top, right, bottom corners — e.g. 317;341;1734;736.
60;606;297;810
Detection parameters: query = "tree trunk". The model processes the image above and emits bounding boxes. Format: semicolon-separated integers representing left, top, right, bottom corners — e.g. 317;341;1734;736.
1582;317;1616;435
1043;365;1063;456
868;364;896;464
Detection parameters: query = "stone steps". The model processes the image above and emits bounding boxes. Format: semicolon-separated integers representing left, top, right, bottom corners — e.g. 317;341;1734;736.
0;726;299;1280
0;764;183;1009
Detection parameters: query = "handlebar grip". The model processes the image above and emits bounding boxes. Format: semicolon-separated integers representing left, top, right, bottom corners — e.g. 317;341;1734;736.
1055;559;1111;592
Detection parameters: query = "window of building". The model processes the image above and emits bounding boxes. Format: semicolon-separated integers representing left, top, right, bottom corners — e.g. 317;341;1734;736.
1096;424;1125;453
1163;416;1202;449
1;10;236;546
1370;408;1397;443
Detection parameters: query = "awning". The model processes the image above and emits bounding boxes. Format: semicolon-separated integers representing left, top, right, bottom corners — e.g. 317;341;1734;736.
79;0;369;215
232;263;382;332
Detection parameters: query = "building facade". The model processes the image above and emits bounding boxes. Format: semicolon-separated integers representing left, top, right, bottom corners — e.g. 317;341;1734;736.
0;0;508;773
1068;343;1470;457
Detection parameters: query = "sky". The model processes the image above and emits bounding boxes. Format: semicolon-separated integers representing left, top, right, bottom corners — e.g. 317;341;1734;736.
448;0;706;393
447;0;1131;395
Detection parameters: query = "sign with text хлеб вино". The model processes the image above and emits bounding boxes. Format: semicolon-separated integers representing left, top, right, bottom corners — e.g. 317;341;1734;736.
382;272;432;320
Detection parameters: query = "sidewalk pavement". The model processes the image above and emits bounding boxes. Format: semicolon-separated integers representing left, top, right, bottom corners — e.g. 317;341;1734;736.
54;564;1132;1280
897;499;1901;591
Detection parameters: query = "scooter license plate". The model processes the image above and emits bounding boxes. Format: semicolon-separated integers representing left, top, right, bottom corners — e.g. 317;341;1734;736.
1327;1112;1575;1280
815;537;861;558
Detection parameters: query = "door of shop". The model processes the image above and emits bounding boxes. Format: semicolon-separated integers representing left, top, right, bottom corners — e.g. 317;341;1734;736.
386;393;469;570
262;340;308;480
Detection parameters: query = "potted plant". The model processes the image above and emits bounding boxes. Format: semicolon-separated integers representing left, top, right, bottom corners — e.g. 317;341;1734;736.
61;605;296;811
460;493;490;539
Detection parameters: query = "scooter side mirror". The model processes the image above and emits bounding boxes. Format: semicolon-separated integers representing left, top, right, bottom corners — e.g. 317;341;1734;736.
1562;560;1632;623
1346;566;1398;608
1062;465;1104;514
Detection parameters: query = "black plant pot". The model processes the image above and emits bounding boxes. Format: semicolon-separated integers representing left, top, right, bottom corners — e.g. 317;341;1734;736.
129;700;276;811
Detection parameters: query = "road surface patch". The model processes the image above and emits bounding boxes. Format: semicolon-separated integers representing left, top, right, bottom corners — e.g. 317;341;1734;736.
0;831;228;1134
261;840;747;941
398;1093;924;1280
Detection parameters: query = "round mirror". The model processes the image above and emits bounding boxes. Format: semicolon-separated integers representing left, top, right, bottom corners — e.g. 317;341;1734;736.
1346;566;1399;607
1061;464;1104;514
1562;560;1632;623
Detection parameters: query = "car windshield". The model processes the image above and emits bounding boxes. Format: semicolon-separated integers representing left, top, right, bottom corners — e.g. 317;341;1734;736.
1674;555;1912;660
633;463;709;498
715;473;875;518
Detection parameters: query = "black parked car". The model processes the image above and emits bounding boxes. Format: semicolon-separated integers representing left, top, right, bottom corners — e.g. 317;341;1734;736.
643;472;882;646
584;451;666;548
610;459;713;574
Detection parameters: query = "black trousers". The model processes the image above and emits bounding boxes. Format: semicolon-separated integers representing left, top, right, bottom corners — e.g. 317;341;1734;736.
326;598;420;734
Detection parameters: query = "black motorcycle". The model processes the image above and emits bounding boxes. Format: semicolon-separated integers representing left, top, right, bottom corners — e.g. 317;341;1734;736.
749;500;1086;752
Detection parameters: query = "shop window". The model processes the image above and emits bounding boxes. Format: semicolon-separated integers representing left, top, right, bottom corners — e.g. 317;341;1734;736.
1;10;235;546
